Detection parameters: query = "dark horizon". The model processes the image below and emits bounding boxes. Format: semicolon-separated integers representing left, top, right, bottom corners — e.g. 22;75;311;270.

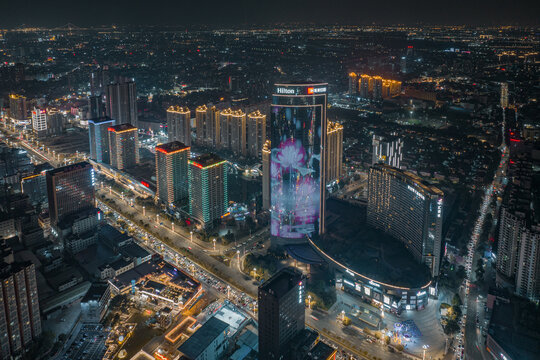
1;0;539;28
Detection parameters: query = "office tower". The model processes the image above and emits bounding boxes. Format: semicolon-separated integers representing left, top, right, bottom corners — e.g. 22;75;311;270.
156;141;190;206
105;81;138;127
89;95;104;119
0;258;41;359
516;226;540;301
372;76;383;100
108;123;139;170
9;94;27;122
31;107;47;137
348;72;358;95
188;154;228;226
500;82;509;108
401;46;414;74
167;106;191;146
372;134;403;168
359;75;370;99
325;121;343;184
496;207;522;280
247;110;266;158
88;116;116;164
195;105;219;147
258;267;305;360
262;140;271;210
90;66;109;96
46;108;66;136
46;162;95;226
367;164;443;277
270;82;327;243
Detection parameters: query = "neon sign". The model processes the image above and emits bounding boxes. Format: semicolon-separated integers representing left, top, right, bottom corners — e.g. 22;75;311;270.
276;87;296;94
369;280;381;288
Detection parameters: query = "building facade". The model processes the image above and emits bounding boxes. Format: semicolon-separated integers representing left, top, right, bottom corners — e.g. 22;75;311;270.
500;82;509;108
167;106;191;146
258;267;305;360
367;164;443;277
88;116;116;164
195;105;219;147
9;94;27;122
108;123;139;170
31;107;47;137
270;82;327;243
46;162;95;226
325;121;343;184
155;141;190;206
105;81;138;127
188;154;228;226
372;134;403;169
262;140;271;210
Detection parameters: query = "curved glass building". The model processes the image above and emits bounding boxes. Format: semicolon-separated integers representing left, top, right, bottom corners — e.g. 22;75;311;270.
270;82;328;244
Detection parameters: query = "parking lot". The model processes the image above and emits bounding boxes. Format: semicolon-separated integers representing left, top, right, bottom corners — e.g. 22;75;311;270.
61;324;108;360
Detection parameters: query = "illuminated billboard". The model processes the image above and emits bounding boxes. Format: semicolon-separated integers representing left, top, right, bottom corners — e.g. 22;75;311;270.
270;83;327;240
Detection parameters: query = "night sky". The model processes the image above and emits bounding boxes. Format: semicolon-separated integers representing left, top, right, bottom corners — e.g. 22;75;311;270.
1;0;539;27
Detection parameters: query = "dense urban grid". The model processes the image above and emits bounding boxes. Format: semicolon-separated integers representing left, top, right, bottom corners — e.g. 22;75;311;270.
0;23;538;360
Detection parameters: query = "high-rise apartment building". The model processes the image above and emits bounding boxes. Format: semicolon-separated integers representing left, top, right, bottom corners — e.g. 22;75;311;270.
188;154;228;226
105;81;138;127
325;121;343;184
258;267;305;360
108;123;139;170
367;164;443;277
372;134;403;168
156;141;190;206
9;94;27;122
89;95;104;119
195;105;219;147
88;116;116;164
354;75;401;100
270;82;327;243
46;162;95;226
90;66;109;96
516;226;540;301
500;82;509;108
167;106;191;146
31;107;47;137
0;256;41;359
359;75;371;99
262;140;271;210
46;108;66;136
372;76;383;100
247;110;266;158
218;108;246;155
348;72;358;95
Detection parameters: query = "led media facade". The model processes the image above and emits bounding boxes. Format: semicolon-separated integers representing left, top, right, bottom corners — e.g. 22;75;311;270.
270;83;327;241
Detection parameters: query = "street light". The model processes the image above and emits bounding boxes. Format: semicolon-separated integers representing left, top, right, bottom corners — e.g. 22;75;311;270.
253;268;257;278
227;285;231;299
156;214;160;223
171;222;174;232
143;206;145;216
190;231;193;243
422;344;429;360
213;238;216;251
308;295;312;309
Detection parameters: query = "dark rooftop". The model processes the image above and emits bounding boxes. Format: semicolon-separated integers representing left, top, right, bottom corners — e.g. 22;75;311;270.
305;341;337;360
190;153;225;168
259;267;303;299
81;282;109;303
178;317;229;358
156;141;190;154
108;123;137;132
47;161;92;176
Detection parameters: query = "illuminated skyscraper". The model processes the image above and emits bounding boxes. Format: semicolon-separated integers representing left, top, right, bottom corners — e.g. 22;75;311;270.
0;258;41;359
108;124;139;170
325;121;343;184
31;107;47;137
167;106;191;146
105;81;138;127
195;105;219;147
348;72;358;95
372;134;403;169
88;95;104;119
258;267;305;360
262;140;271;209
270;82;327;243
367;164;443;277
155;141;190;206
217;108;246;155
501;82;509;108
9;94;27;122
46;162;95;226
359;75;370;99
247;110;266;158
88;116;116;164
188;154;228;226
372;76;383;100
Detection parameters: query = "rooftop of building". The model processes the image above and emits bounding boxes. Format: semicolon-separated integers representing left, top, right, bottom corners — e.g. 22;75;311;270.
88;116;115;124
118;242;151;260
304;341;337;360
212;301;249;335
108;123;137;133
259;267;303;299
47;161;92;176
177;317;229;359
167;106;190;113
247;110;265;118
81;282;109;303
156;141;190;154
190;153;225;168
371;163;444;197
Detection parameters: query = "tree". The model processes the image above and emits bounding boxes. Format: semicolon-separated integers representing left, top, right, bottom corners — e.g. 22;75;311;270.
444;319;460;334
385;336;391;345
452;293;462;307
